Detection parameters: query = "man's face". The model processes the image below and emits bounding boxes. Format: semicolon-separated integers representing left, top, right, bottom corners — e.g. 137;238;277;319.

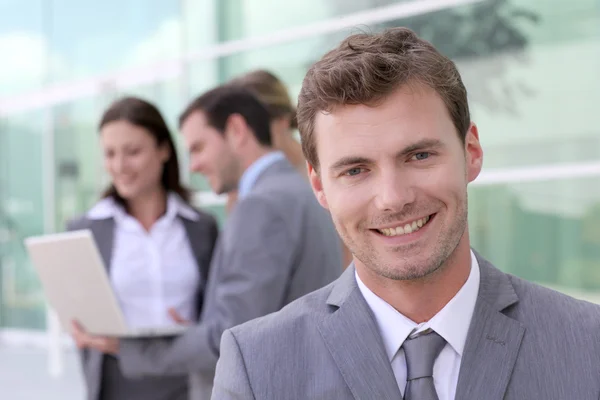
181;111;241;195
309;84;483;281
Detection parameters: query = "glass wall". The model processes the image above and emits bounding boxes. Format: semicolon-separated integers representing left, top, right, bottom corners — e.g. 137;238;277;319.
470;176;600;301
52;95;112;230
0;110;46;328
0;0;46;97
49;0;185;84
0;0;598;330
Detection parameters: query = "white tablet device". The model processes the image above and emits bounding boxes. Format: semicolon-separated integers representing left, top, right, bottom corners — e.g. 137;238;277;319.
24;229;187;337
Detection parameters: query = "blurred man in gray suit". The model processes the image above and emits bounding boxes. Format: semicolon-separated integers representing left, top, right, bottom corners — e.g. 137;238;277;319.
76;85;342;399
212;28;600;400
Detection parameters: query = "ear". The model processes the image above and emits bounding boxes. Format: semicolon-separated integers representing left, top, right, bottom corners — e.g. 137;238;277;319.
465;122;483;183
158;142;171;163
307;162;329;210
269;117;289;146
224;114;248;149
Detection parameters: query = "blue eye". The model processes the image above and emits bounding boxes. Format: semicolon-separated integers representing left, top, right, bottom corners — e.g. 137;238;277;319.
413;152;430;161
346;167;362;176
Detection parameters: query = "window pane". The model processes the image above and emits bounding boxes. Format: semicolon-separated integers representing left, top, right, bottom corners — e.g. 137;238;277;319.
48;0;183;83
182;0;219;53
458;0;600;168
53;95;111;230
0;110;46;329
0;0;45;96
469;175;600;302
209;0;599;171
217;0;409;41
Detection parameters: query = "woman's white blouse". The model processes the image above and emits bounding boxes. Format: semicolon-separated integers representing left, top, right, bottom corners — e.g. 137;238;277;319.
87;194;200;328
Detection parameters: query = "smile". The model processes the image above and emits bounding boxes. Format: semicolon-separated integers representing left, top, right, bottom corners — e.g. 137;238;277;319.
376;215;433;237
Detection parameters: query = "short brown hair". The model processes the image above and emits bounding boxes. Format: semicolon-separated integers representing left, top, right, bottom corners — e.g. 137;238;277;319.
229;70;297;129
297;27;470;170
178;85;272;146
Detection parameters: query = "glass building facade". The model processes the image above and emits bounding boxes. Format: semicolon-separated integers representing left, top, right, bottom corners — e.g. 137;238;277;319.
0;0;599;331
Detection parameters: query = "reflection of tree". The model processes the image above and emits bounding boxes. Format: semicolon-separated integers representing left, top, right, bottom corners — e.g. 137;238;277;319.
581;203;600;247
580;203;600;289
556;202;600;291
322;0;541;116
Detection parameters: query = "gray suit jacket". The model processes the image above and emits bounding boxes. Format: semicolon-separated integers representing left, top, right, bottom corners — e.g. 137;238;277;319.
67;205;219;400
212;252;600;400
117;159;344;399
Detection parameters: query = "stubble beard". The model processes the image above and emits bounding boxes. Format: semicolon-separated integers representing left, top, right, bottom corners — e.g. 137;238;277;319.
341;197;469;282
217;155;242;195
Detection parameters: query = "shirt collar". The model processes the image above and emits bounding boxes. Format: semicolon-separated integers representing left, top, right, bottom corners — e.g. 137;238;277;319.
356;249;480;361
87;192;199;222
238;151;285;199
426;250;480;356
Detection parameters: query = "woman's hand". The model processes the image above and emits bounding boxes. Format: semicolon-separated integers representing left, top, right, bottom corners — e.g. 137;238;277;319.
168;308;191;326
71;321;119;355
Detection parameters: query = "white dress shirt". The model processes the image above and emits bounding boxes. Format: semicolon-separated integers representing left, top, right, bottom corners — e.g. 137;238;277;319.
87;193;201;328
356;250;480;400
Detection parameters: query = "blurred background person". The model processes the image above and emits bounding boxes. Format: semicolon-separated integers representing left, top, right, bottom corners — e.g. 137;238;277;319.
224;70;304;211
71;85;343;400
68;97;219;400
228;69;353;269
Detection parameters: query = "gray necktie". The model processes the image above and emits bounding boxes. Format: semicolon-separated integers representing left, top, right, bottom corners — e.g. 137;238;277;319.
402;330;446;400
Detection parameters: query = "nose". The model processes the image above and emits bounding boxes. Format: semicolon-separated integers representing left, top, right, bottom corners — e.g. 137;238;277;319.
112;154;127;174
189;154;205;174
106;153;124;175
373;168;416;212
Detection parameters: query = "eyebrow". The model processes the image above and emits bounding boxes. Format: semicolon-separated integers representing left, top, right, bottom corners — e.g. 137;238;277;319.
328;138;445;173
399;138;445;156
329;156;374;173
188;140;203;152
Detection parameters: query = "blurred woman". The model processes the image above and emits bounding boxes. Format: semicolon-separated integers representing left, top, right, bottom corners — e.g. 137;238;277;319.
228;70;353;268
67;96;218;400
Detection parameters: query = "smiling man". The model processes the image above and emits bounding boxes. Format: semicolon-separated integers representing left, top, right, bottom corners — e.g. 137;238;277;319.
211;28;600;400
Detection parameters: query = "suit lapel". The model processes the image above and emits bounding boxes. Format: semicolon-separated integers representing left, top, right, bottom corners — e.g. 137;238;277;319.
181;217;210;276
88;218;115;272
181;216;219;319
455;253;525;400
318;266;402;400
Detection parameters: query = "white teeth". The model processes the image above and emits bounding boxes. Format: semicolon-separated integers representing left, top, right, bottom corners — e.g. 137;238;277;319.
378;216;431;237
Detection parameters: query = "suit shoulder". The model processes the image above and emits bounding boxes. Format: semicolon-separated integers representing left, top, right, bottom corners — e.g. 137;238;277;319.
65;214;92;231
508;273;600;328
229;281;335;343
253;167;311;199
245;170;323;225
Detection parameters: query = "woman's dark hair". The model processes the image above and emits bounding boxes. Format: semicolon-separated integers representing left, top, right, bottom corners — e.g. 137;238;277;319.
99;96;190;205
